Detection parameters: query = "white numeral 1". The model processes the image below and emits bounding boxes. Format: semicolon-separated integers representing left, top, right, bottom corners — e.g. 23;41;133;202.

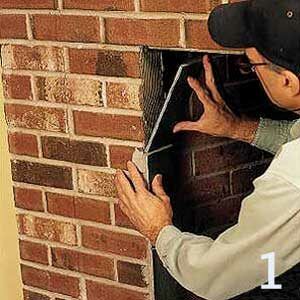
261;252;282;290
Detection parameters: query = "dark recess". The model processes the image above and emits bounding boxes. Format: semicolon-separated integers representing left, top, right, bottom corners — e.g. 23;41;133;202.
141;48;299;300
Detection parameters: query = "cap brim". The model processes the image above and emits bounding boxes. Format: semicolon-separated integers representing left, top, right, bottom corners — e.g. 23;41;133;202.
208;1;254;48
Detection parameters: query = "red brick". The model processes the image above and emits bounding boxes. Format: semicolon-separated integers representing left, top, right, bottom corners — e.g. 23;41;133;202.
51;247;115;279
178;173;231;206
194;142;263;176
19;240;49;265
18;214;77;245
175;151;192;178
2;45;65;72
8;132;39;157
77;169;117;197
5;104;67;132
36;76;103;106
46;193;75;217
74;111;144;141
105;18;180;47
178;131;230;149
64;0;134;11
231;163;270;195
3;74;32;100
110;145;135;169
46;192;111;224
69;48;140;78
0;0;55;9
82;226;148;259
23;289;50;300
117;261;148;287
186;20;224;50
11;160;73;189
41;136;107;166
0;14;27;39
192;195;244;229
107;82;141;110
86;280;149;300
21;265;80;297
32;15;101;43
14;187;44;211
140;0;221;13
115;203;135;230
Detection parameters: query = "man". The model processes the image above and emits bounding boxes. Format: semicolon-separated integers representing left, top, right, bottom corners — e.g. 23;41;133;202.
115;0;300;299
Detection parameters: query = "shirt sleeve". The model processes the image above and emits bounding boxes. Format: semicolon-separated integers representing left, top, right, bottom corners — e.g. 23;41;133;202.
251;117;299;154
155;138;300;300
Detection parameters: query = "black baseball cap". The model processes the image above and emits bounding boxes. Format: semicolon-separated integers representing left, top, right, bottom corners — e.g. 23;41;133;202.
208;0;300;75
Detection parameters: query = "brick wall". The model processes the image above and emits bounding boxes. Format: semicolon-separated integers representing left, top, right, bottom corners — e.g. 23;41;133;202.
175;131;272;238
0;1;271;300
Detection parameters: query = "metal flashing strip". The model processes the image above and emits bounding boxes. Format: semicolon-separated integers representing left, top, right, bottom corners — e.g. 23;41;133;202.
145;59;203;153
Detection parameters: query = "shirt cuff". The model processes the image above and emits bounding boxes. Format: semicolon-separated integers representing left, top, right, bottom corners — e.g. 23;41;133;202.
155;225;182;267
251;117;297;154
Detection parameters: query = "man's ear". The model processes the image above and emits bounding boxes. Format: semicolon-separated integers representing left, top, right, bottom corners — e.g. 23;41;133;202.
281;70;300;96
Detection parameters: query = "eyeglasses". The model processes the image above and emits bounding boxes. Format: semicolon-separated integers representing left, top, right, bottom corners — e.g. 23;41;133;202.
237;61;269;75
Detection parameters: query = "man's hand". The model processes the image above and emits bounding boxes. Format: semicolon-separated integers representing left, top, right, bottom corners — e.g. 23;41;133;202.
115;161;173;245
173;55;259;143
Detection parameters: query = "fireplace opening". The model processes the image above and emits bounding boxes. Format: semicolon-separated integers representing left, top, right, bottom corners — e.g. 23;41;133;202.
138;47;298;300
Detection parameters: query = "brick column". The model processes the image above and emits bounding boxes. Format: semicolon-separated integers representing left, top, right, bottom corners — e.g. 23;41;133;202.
0;1;270;300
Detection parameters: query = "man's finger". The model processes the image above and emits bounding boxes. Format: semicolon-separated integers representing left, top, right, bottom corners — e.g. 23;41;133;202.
203;55;224;104
115;178;130;206
119;198;139;226
127;161;147;193
152;174;169;201
173;120;200;133
187;77;214;110
115;180;131;211
119;200;131;217
115;169;136;199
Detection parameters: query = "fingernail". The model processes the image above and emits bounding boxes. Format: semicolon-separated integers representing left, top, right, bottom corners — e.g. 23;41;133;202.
157;174;163;183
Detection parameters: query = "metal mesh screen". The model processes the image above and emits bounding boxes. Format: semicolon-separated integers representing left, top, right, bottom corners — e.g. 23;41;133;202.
140;47;165;147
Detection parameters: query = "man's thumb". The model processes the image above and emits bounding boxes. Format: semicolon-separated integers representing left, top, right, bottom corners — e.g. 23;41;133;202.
173;121;197;133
